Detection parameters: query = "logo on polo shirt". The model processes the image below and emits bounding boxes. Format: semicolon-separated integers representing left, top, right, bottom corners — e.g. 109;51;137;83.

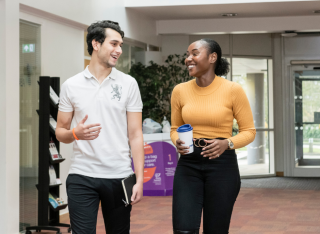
111;84;122;101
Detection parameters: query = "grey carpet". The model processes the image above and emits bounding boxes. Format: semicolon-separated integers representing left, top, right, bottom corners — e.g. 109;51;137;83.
241;177;320;190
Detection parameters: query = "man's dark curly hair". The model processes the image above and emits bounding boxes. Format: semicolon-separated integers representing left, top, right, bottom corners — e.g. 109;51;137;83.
86;20;124;56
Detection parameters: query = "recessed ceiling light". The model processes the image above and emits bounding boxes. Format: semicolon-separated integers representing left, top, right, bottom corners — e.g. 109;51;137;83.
314;10;320;14
221;13;238;17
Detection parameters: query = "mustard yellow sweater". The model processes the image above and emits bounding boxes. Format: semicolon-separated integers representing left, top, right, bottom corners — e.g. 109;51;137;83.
170;76;256;149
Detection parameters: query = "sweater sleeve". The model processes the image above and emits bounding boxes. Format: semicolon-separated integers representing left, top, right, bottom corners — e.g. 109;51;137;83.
170;85;184;146
229;83;256;149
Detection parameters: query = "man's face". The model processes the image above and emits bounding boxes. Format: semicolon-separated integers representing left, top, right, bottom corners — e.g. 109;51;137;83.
95;28;123;67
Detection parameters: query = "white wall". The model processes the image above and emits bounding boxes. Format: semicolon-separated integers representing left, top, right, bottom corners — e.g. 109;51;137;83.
0;0;20;233
190;34;231;55
233;34;272;57
272;34;285;174
135;51;163;65
0;2;6;230
189;34;272;57
19;0;160;46
20;10;84;215
161;34;272;58
161;35;189;62
284;35;320;58
157;15;320;35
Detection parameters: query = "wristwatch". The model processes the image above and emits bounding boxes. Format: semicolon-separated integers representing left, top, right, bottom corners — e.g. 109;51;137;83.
227;139;234;149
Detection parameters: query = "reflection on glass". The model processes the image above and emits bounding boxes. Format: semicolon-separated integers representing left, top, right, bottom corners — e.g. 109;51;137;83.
301;124;320;160
302;81;320;123
236;131;270;175
232;58;269;129
116;43;130;73
232;58;272;175
131;46;144;65
116;44;145;74
19;20;41;232
295;70;320;166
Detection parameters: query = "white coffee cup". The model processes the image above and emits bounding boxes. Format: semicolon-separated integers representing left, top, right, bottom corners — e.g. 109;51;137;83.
177;124;194;154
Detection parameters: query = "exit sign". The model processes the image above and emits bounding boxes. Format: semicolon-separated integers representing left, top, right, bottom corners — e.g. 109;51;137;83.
22;44;35;53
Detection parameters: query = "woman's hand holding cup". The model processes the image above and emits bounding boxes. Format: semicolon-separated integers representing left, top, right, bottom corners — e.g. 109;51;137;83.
176;139;191;155
176;124;194;154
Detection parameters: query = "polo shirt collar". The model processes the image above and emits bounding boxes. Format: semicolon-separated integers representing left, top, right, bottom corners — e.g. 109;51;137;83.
83;65;116;80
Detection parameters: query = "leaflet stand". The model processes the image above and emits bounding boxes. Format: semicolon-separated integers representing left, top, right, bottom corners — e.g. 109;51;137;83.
26;77;71;234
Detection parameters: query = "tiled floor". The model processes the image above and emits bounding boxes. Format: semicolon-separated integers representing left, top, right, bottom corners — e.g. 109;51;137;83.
37;187;320;234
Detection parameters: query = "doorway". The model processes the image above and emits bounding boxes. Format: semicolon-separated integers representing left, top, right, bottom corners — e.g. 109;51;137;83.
287;66;320;177
294;69;320;167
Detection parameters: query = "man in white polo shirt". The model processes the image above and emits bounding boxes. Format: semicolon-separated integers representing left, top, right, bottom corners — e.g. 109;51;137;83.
56;20;144;234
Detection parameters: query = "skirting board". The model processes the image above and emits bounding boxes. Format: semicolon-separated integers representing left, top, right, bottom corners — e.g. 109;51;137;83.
276;171;284;177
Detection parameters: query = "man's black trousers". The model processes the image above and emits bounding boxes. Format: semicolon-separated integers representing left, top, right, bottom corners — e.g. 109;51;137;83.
66;174;132;234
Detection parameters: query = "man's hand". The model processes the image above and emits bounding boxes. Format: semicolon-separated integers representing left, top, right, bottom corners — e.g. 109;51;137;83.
73;115;102;140
201;139;229;159
127;111;144;205
131;182;143;205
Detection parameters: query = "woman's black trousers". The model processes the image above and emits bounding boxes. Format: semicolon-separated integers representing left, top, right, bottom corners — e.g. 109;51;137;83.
172;143;241;234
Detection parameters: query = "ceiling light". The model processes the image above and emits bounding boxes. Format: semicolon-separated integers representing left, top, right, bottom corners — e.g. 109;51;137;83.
313;10;320;14
281;30;298;37
221;13;238;17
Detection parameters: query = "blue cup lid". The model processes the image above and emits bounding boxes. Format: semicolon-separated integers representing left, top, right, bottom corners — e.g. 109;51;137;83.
177;124;193;133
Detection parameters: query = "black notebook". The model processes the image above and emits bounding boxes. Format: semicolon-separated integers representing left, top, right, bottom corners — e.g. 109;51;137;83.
122;173;136;206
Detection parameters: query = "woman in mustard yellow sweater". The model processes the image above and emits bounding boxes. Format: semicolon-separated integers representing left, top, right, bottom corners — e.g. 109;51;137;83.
171;39;256;234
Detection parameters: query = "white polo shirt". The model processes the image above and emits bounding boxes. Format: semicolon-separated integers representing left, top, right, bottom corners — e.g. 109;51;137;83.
59;66;143;178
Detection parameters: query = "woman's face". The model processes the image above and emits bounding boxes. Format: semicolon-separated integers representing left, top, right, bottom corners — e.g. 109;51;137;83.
185;41;217;77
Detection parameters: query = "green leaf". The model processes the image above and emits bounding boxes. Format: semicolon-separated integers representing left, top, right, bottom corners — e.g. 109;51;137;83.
130;54;192;123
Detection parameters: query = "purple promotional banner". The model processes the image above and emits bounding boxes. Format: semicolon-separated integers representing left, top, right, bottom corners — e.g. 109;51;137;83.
132;141;178;196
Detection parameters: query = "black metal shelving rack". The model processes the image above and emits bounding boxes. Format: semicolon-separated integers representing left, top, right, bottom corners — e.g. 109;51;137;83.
26;76;71;234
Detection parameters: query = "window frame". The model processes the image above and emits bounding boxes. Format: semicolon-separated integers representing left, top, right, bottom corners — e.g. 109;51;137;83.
230;56;275;177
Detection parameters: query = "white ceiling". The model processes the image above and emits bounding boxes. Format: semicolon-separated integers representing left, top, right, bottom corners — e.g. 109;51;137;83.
126;1;320;20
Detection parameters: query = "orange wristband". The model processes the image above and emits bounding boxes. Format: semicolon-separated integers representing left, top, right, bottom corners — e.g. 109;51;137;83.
72;128;79;140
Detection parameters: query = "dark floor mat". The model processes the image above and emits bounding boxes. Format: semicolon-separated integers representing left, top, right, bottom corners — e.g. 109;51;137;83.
241;177;320;190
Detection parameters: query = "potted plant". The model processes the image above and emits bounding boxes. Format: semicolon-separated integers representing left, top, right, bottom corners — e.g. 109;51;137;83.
129;54;192;124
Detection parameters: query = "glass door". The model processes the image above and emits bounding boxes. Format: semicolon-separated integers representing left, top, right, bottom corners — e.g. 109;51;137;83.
294;70;320;168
